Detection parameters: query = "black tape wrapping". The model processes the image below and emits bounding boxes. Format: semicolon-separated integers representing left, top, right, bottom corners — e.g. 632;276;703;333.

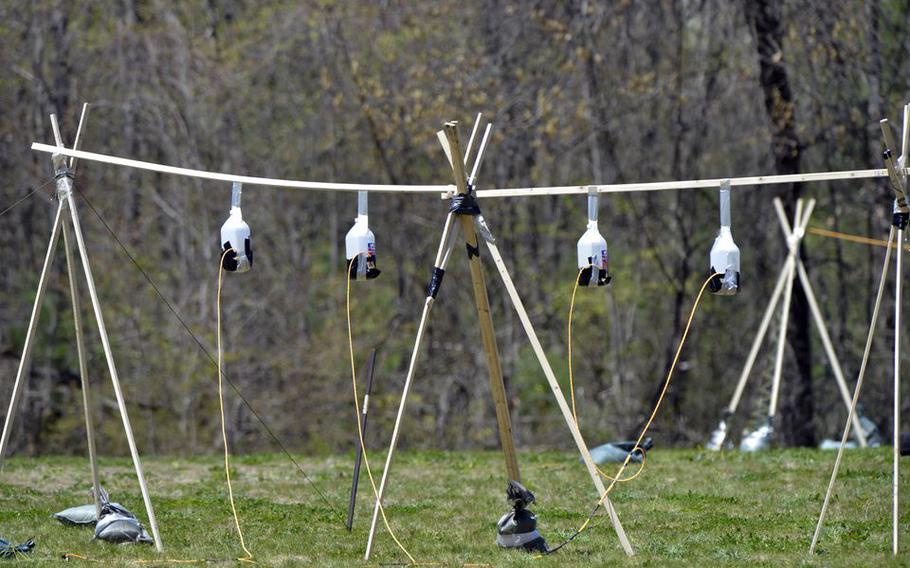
450;191;481;216
427;267;446;298
466;242;480;259
895;211;910;230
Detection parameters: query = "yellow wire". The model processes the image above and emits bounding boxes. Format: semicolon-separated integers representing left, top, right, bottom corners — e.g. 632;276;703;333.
217;248;255;564
567;267;645;483
345;258;418;564
542;272;718;556
62;553;206;564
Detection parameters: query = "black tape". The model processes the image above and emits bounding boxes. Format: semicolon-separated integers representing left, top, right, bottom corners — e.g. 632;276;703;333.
54;167;74;180
450;192;481;216
894;211;910;230
221;242;239;271
427;267;445;298
347;255;380;280
244;237;254;269
466;242;480;259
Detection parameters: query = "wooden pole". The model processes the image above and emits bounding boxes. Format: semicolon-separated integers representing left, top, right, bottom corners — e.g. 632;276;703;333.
481;224;634;556
65;189;163;552
364;212;458;559
30;143;449;195
0;202;64;469
440;122;520;483
62;215;103;518
767;199;812;421
894;226;902;556
346;349;377;531
810;226;893;554
723;253;793;417
772;201;868;446
31;143;910;200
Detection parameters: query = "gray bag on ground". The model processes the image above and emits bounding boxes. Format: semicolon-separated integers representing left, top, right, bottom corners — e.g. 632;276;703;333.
94;502;153;545
52;487;125;527
53;502;124;526
585;437;653;465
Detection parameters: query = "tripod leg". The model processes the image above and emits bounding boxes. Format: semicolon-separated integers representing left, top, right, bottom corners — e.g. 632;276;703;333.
478;216;634;557
0;201;64;469
796;260;868;446
767;199;813;423
65;192;163;552
723;254;793;416
62;215;103;518
767;259;796;420
895;226;903;556
810;226;893;554
456;214;520;482
365;212;458;560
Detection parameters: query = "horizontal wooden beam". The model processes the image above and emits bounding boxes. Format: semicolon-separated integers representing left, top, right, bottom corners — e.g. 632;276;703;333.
33;142;906;200
468;168;906;198
31;143;452;194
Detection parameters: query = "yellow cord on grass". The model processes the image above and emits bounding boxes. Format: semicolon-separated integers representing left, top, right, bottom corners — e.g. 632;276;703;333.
567;267;645;483
62;554;206;563
345;259;419;565
217;248;255;564
544;272;718;555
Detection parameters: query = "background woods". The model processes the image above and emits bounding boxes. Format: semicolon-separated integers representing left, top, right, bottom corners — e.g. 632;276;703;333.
1;0;909;457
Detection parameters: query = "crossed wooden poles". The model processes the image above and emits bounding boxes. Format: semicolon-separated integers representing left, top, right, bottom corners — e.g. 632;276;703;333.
363;118;635;559
706;197;870;451
811;103;910;556
0;107;163;551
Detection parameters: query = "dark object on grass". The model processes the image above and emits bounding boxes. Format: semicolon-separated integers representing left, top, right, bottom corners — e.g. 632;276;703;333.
0;537;34;559
95;502;153;545
901;432;910;456
586;437;653;465
496;480;547;553
92;491;153;545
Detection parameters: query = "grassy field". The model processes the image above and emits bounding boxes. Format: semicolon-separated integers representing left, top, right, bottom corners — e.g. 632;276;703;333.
0;448;907;566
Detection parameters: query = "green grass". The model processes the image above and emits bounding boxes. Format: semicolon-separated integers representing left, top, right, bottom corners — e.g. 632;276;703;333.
0;449;908;566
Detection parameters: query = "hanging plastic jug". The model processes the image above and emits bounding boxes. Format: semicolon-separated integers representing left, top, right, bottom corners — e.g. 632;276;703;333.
345;191;380;280
220;182;252;273
576;188;610;286
708;180;740;295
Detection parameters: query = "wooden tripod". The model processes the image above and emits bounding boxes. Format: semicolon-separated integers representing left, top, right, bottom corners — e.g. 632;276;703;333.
364;118;633;559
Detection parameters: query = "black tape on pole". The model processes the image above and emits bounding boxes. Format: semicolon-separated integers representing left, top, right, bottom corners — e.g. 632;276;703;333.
450;192;481;216
427;267;446;298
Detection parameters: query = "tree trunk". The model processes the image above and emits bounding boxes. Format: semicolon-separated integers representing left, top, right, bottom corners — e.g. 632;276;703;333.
745;0;815;446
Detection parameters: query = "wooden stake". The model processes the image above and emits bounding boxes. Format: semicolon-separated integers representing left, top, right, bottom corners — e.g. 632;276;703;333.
62;216;103;518
0;203;64;469
346;349;377;531
773;202;868;446
65;190;163;552
482;226;634;556
894;226;902;556
811;226;893;553
442;122;520;482
364;213;459;559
